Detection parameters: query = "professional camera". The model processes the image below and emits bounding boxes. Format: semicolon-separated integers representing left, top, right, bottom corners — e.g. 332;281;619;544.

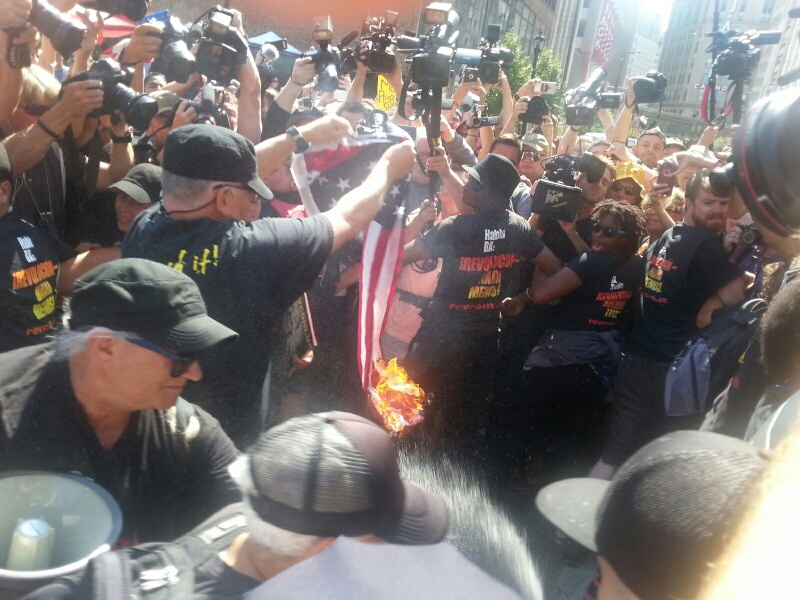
61;59;158;131
192;7;250;84
397;3;462;88
165;82;231;128
80;0;149;21
302;17;345;93
453;24;513;85
530;154;610;221
707;29;781;81
6;0;87;69
633;71;667;104
359;11;398;74
519;96;549;125
564;68;623;127
153;16;196;84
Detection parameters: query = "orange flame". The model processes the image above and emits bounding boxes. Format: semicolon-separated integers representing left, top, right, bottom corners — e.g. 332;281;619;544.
369;358;427;435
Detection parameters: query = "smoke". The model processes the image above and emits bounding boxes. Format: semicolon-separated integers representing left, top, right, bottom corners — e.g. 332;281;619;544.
397;444;543;600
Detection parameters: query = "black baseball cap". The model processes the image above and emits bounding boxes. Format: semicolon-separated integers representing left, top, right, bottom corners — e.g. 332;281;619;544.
162;125;273;200
69;258;238;352
108;164;162;205
536;431;769;600
246;412;449;545
463;153;521;204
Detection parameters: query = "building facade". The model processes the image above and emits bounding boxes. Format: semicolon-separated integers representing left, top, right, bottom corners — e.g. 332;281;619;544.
622;8;663;84
658;0;782;128
748;0;800;105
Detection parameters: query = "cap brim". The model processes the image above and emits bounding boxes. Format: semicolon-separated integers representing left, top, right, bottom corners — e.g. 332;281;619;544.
462;165;481;185
109;180;156;205
248;177;274;200
143;313;239;353
535;478;609;552
380;482;449;545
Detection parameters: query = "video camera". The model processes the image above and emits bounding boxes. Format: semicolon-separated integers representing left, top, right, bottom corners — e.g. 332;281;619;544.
453;24;514;85
530;154;610;222
357;11;399;74
397;3;461;89
633;70;668;104
6;0;87;69
707;29;781;81
564;68;623;127
61;59;158;131
468;104;500;128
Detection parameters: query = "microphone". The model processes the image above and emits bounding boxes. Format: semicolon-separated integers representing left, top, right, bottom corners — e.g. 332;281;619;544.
340;30;360;47
777;66;800;86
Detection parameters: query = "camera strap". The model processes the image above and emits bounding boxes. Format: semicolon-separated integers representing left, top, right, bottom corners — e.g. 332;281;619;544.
62;126;88;198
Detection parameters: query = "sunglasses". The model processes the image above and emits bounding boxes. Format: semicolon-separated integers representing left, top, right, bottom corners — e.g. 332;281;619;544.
610;182;640;196
591;218;627;238
20;104;50;117
126;336;203;378
521;151;542;162
213;183;258;202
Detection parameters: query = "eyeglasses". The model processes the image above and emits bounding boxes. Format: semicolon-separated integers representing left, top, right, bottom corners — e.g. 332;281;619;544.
521;151;542;163
20;104;50;117
213;183;258;202
610;182;640;196
591;218;627;238
126;336;203;378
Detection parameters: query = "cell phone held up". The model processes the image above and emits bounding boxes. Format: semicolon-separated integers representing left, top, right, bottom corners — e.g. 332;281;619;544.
463;68;480;83
532;81;558;95
656;163;676;196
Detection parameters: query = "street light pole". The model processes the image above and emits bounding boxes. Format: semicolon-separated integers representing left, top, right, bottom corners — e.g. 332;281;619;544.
532;26;546;75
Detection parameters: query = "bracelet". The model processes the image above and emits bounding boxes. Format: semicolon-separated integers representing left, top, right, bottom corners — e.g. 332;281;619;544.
570;126;581;132
36;119;59;139
290;76;309;86
110;131;132;144
525;287;534;301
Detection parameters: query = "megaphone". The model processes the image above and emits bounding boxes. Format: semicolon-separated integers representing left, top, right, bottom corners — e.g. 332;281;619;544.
0;472;122;596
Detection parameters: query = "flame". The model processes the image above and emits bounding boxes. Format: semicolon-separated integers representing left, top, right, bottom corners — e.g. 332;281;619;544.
369;358;427;435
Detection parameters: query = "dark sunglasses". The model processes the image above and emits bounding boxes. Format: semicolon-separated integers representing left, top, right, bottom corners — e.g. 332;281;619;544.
126;336;203;378
521;151;541;162
591;218;627;238
213;183;258;202
20;104;50;117
610;182;640;196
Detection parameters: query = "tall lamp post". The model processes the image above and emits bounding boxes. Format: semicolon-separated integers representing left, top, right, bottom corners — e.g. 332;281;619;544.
532;26;546;75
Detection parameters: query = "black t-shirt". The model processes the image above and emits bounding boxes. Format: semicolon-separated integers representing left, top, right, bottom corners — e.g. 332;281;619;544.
123;206;333;448
551;252;645;331
538;215;593;263
0;213;76;353
9;144;67;240
628;222;743;362
194;554;260;599
421;209;545;332
0;344;241;545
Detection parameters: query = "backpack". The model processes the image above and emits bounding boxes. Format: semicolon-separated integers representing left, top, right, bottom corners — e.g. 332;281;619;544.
23;504;248;600
664;298;767;417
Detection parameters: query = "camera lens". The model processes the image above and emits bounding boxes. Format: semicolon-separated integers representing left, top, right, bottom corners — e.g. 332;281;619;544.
113;85;159;130
163;40;196;84
29;0;87;61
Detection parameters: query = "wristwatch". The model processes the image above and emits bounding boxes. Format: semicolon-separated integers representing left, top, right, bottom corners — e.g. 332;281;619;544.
287;126;309;153
110;131;133;144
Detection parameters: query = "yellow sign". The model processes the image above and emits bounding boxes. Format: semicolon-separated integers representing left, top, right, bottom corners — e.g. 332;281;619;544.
375;75;397;112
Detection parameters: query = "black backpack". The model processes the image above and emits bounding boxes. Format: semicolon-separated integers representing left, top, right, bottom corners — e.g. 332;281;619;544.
664;298;767;417
23;503;248;600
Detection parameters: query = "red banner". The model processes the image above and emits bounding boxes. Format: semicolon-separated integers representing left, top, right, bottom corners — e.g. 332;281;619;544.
591;0;618;68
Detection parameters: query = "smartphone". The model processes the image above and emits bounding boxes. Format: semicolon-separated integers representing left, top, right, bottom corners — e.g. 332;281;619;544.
532;81;558;95
463;68;479;83
656;163;677;196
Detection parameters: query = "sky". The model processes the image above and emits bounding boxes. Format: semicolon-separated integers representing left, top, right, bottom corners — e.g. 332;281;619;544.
640;0;674;31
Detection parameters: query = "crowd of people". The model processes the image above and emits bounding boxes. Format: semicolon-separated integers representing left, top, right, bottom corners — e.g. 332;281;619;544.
1;1;800;598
